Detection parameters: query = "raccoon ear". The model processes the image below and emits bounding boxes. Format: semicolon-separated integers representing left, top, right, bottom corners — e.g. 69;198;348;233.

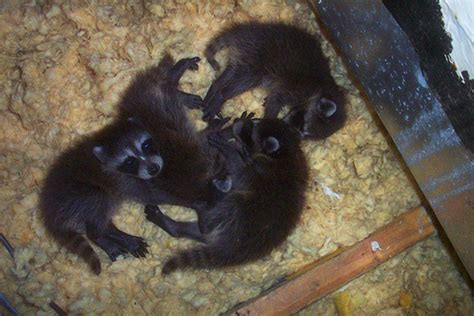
127;116;145;127
318;98;337;117
212;176;232;193
93;146;108;163
262;136;280;154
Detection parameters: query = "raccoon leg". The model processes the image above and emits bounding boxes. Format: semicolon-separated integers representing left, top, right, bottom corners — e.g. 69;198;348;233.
176;90;203;109
202;66;259;121
202;67;233;120
103;224;149;258
144;205;206;243
263;92;287;118
167;57;201;86
198;114;233;141
86;223;128;262
232;111;255;146
212;175;232;193
208;132;248;171
93;235;129;261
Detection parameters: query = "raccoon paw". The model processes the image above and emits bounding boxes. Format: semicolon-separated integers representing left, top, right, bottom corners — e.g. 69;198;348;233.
145;205;176;237
145;205;164;225
185;56;201;71
186;94;204;109
237;111;256;122
208;113;231;130
102;230;149;259
106;246;128;261
202;92;225;122
99;240;129;262
177;90;203;109
126;236;149;259
202;105;221;122
207;132;227;148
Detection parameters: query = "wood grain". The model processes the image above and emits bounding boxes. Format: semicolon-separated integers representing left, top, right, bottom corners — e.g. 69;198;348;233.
228;206;434;315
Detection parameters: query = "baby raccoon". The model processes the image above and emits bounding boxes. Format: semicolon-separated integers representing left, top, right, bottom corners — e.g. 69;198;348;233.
145;113;309;273
202;22;346;140
118;55;224;211
40;119;156;275
40;54;206;274
93;119;163;180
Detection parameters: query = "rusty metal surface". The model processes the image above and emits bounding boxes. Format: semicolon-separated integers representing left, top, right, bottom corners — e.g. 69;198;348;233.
311;0;474;278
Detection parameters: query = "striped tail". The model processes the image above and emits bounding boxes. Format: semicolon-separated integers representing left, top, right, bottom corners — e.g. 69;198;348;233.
61;232;102;275
162;246;222;275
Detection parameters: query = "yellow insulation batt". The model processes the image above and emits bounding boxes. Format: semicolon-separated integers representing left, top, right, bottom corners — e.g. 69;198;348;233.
0;1;472;314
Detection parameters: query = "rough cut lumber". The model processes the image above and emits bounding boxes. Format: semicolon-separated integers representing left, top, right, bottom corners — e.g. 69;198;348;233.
228;206;435;315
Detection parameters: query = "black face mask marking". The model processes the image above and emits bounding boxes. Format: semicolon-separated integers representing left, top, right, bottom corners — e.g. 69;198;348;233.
118;156;139;175
93;124;164;180
141;138;155;155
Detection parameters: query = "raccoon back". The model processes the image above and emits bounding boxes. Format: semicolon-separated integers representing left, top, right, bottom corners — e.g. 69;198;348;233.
163;148;308;273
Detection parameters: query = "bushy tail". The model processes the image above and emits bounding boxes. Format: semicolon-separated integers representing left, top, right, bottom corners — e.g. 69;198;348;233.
162;246;223;275
205;33;233;72
59;232;102;275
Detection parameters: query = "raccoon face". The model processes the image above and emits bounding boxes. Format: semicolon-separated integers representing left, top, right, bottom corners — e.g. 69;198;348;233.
93;121;163;180
297;91;345;140
240;118;301;157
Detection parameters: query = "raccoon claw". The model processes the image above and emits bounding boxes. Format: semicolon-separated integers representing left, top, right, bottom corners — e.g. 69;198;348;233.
104;228;149;259
118;234;149;259
238;111;256;121
185;56;201;71
208;113;231;130
233;111;256;133
129;239;149;259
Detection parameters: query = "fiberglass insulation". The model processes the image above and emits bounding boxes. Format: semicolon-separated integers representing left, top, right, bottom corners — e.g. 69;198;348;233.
0;1;472;315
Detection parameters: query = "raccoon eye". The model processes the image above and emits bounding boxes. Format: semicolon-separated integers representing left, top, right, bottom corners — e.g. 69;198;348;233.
118;156;138;174
142;138;154;153
124;157;136;166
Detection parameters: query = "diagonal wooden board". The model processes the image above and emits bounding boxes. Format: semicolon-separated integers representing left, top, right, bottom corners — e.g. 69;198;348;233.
227;206;434;315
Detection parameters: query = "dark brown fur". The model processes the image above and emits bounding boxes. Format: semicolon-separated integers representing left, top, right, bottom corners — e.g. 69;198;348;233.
40;55;214;274
203;22;346;140
145;116;308;273
118;55;216;209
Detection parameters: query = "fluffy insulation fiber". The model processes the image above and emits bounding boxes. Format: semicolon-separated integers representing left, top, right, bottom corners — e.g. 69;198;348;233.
0;1;472;315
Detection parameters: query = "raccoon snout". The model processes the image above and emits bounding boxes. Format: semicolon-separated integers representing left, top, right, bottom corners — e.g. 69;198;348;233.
147;164;161;176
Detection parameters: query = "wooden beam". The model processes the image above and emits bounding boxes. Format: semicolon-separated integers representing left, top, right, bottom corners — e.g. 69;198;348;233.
227;206;434;315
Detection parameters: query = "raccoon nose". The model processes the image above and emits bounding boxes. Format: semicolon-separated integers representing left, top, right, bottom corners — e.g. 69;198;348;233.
148;164;160;176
